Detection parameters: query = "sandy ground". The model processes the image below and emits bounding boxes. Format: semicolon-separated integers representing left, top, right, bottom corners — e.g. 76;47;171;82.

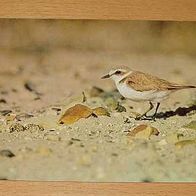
0;49;196;182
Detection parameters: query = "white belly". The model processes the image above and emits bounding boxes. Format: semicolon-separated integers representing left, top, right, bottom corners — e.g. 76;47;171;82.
116;83;170;102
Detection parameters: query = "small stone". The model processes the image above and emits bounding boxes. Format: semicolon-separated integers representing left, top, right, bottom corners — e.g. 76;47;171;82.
71;138;81;142
25;124;44;133
183;121;196;130
9;123;25;133
0;149;15;158
0;99;7;104
175;140;196;149
92;107;110;117
127;124;159;139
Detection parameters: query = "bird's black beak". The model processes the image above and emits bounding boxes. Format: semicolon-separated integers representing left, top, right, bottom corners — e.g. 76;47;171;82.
101;74;110;79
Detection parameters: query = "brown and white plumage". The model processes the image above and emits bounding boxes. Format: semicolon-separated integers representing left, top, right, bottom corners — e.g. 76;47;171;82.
101;68;195;120
119;71;195;92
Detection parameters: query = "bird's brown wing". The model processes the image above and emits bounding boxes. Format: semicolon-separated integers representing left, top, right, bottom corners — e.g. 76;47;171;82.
121;71;176;92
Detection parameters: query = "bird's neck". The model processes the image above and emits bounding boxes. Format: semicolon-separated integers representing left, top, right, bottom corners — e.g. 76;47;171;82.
116;71;133;84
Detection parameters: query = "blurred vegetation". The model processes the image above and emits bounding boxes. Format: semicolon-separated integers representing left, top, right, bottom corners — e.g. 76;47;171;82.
0;19;196;56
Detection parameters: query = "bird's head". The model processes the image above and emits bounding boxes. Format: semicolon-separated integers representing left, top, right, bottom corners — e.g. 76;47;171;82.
101;68;130;83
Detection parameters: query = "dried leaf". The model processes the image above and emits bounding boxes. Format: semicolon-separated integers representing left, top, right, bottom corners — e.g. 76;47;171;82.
127;124;159;139
59;104;93;125
93;107;110;117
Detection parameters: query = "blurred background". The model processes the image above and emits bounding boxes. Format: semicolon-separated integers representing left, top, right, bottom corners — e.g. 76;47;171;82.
0;20;196;111
1;20;196;55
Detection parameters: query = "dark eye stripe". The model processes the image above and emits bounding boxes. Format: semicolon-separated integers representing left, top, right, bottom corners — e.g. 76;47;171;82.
115;71;121;74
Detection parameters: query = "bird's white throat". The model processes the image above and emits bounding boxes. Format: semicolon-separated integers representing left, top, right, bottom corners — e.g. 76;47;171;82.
111;70;133;84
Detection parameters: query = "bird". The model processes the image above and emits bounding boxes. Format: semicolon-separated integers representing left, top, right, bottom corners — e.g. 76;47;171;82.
101;67;196;120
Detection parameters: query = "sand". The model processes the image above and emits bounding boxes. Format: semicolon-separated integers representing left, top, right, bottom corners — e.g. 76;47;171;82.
0;49;196;182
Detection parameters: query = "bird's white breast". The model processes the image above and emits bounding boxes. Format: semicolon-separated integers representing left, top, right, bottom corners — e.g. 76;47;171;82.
116;82;170;102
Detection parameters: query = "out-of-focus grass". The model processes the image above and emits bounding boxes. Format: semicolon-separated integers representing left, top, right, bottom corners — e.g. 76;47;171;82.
0;20;196;56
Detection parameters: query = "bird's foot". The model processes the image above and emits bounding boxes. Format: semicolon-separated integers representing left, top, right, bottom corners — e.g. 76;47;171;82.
135;114;156;121
135;115;146;121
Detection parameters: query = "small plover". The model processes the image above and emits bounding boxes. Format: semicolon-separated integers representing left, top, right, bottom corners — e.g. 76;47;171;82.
102;68;195;120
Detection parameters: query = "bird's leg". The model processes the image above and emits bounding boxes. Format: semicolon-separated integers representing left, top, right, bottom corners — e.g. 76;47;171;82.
151;102;160;120
144;102;160;121
135;102;154;120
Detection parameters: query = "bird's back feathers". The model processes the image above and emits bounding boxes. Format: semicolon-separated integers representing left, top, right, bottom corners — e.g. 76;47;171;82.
119;71;195;92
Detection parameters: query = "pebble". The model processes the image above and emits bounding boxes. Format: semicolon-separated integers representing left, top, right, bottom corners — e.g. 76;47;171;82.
9;123;25;133
71;138;81;142
0;99;7;104
0;149;15;158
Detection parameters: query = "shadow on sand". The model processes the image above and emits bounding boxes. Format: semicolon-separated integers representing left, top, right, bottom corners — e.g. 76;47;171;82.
156;104;196;119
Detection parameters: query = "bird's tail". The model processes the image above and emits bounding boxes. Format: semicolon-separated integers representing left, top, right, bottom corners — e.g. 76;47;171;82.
168;85;196;90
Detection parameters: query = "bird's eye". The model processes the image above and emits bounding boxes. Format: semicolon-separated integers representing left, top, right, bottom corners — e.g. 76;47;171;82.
115;70;122;74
